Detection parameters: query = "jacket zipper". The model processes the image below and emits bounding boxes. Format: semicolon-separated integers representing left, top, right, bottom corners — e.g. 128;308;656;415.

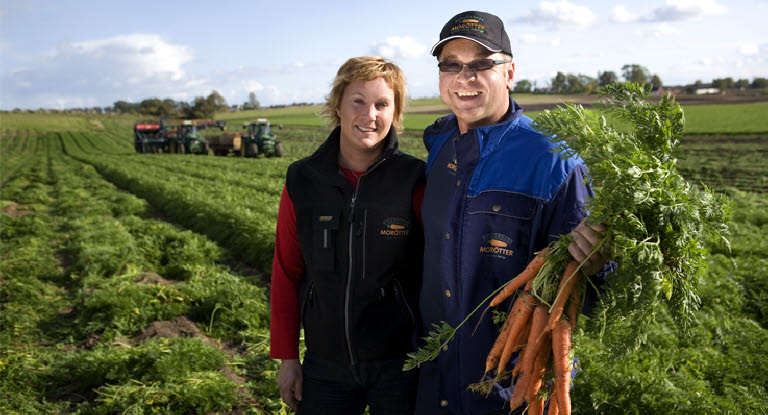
345;186;360;365
344;156;386;366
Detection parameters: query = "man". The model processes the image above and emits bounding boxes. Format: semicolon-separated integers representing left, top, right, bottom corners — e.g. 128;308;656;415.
417;10;610;415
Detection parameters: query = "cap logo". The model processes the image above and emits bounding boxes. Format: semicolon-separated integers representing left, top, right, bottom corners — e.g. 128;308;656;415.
451;15;486;35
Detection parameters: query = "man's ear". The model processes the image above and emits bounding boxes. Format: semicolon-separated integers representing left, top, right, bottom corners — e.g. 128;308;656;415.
506;62;516;90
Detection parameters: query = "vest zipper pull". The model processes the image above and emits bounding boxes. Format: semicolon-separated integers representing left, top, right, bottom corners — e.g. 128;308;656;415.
349;196;356;222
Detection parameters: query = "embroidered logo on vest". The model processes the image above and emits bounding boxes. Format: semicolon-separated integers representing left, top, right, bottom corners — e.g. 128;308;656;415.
380;217;411;238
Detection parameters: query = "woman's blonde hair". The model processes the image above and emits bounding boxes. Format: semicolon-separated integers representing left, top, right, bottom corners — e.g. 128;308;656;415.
320;56;407;132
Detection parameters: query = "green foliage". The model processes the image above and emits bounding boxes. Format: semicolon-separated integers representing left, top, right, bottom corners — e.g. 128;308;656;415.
2;99;765;414
403;322;456;371
534;83;733;354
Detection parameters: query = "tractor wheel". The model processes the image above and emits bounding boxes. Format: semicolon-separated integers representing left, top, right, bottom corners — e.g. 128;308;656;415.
249;143;259;157
274;142;283;157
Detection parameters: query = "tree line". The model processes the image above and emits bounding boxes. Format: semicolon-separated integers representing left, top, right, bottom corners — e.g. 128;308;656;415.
513;64;768;95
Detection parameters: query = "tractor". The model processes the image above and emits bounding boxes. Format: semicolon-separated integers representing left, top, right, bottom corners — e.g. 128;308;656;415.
208;118;282;157
166;120;226;155
134;120;169;153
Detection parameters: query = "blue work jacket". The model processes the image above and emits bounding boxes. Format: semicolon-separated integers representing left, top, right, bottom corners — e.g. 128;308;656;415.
416;99;599;415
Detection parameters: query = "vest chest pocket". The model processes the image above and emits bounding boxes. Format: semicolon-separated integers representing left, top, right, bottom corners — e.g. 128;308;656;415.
312;210;340;272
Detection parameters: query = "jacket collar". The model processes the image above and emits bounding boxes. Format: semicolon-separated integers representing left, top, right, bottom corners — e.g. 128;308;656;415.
424;97;524;151
307;124;400;177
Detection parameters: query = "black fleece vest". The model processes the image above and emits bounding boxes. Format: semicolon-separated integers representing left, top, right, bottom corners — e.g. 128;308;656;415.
286;126;425;366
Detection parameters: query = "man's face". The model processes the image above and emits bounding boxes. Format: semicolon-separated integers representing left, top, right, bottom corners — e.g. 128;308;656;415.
438;39;515;133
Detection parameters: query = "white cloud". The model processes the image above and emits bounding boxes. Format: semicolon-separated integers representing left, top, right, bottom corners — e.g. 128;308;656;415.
57;34;193;81
636;22;682;38
645;0;727;22
243;80;264;92
1;33;197;108
514;1;596;29
521;34;538;44
611;6;637;23
371;36;427;60
739;43;759;55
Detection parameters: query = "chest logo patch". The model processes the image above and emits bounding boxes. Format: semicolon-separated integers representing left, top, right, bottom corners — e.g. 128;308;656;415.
446;154;457;174
480;233;514;258
380;217;411;238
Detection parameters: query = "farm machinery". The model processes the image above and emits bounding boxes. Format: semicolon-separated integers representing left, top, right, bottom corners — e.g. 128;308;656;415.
134;121;168;153
166;120;226;155
207;118;283;157
134;119;226;154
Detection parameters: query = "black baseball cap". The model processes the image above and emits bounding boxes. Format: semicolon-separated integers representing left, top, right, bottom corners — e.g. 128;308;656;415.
431;11;512;58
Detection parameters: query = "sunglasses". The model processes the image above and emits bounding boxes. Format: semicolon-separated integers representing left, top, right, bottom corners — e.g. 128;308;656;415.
437;59;510;73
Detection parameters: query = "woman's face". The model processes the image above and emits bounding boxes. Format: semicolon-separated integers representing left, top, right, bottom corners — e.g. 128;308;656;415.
336;77;395;156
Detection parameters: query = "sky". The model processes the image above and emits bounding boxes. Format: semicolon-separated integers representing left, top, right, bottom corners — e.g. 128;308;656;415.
1;0;766;110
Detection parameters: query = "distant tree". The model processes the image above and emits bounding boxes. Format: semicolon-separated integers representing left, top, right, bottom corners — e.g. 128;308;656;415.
551;72;567;94
621;64;652;85
513;79;533;93
184;96;216;119
249;91;261;110
736;79;750;89
750;77;767;89
649;74;663;90
206;90;228;113
139;98;164;116
113;100;138;114
712;77;734;91
598;70;618;87
163;99;181;116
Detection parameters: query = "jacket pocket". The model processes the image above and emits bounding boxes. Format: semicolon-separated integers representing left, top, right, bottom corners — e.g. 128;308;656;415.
312;209;339;272
467;190;537;220
299;280;315;324
392;279;415;327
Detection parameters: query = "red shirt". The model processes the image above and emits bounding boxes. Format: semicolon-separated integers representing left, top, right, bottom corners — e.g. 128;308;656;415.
269;167;424;359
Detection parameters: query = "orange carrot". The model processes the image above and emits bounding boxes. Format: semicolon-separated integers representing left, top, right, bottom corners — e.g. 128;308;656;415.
544;260;581;334
509;305;549;410
511;348;525;378
549;391;560;415
485;297;519;374
566;285;581;326
495;289;535;374
525;330;552;404
490;248;549;307
528;397;545;415
552;318;573;415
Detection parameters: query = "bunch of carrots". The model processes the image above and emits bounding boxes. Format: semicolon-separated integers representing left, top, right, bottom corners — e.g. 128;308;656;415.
480;247;582;415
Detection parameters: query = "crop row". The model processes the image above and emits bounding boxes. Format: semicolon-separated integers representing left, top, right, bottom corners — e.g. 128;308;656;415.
58;131;285;271
1;134;285;413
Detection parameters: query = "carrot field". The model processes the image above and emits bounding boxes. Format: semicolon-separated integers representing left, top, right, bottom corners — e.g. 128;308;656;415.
1;97;767;414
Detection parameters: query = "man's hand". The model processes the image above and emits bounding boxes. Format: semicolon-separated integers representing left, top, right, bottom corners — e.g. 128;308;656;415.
277;358;302;411
568;217;609;276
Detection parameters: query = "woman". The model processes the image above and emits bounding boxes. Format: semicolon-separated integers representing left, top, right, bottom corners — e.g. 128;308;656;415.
269;56;425;414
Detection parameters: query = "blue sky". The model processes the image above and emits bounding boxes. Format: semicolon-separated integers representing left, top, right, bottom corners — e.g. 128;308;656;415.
1;0;766;110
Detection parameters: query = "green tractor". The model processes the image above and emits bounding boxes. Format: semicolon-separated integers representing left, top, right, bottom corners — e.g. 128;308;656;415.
209;118;282;157
241;118;283;157
168;120;225;155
